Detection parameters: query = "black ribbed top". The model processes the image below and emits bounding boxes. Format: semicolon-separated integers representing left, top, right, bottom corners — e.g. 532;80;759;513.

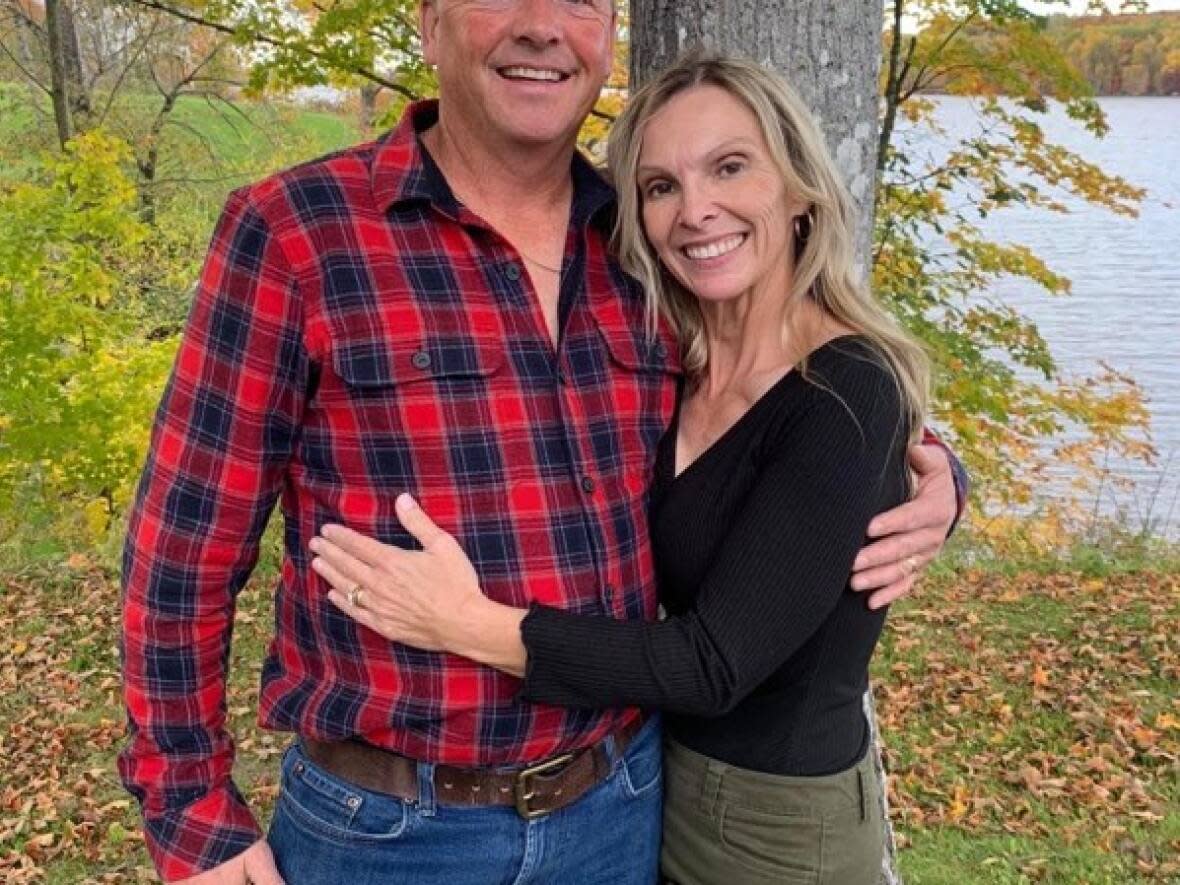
520;337;911;776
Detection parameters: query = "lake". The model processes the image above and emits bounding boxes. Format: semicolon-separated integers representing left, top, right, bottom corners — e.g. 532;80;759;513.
908;97;1180;537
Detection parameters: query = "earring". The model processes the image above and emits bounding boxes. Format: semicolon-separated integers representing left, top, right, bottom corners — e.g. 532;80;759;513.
793;211;814;243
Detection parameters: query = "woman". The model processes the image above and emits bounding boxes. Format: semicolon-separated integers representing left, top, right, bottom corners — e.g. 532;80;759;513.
309;52;928;884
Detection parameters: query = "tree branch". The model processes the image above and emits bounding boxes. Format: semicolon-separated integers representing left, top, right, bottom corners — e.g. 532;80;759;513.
121;0;420;101
0;37;51;95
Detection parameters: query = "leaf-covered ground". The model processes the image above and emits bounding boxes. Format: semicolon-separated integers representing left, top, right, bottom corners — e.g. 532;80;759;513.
0;562;1176;883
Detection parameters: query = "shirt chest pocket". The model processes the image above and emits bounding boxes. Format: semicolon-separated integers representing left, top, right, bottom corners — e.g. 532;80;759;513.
317;325;508;483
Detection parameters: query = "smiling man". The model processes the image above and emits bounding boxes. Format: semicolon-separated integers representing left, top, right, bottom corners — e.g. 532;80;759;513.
119;2;964;883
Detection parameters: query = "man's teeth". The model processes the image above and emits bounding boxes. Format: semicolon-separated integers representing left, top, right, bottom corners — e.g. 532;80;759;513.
501;67;564;82
685;235;744;260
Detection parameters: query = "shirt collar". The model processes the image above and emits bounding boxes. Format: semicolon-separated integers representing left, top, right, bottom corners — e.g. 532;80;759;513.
372;99;617;232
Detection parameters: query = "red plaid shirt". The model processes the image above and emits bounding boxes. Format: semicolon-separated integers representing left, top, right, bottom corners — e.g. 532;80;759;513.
119;100;681;880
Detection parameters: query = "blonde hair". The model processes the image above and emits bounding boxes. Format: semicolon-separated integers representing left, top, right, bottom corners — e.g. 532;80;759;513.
608;50;928;444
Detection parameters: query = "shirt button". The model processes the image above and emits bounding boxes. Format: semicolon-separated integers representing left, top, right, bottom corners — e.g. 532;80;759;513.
411;350;432;370
504;262;522;281
580;475;596;494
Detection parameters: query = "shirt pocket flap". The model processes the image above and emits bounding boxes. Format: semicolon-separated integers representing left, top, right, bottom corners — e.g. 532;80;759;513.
331;333;506;392
590;301;681;376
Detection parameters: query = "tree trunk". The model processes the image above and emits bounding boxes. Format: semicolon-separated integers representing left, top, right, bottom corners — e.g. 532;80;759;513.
629;3;901;883
58;0;91;120
44;0;73;149
359;83;381;134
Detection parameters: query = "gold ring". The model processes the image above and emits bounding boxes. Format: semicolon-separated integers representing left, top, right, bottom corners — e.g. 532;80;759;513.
347;584;366;609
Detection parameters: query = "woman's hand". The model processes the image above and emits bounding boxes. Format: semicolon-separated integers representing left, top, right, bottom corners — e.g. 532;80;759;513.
310;493;485;652
850;445;957;608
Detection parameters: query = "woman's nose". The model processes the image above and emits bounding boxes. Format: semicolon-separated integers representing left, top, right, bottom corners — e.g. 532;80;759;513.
677;182;719;229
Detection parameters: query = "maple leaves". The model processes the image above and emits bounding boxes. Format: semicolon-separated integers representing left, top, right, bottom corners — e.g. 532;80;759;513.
876;568;1179;880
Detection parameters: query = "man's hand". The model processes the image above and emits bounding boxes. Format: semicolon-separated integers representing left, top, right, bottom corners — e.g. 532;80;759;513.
174;840;284;885
851;444;958;610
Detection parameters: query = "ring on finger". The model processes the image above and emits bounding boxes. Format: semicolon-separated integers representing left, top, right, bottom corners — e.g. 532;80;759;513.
347;584;366;609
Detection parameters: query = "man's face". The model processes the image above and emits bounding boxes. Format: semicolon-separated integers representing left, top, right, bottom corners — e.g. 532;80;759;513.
420;0;615;150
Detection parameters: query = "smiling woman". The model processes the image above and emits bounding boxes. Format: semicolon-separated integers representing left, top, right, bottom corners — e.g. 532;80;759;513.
633;92;807;315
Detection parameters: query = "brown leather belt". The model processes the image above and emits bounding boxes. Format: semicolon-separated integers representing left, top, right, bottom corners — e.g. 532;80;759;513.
300;715;645;820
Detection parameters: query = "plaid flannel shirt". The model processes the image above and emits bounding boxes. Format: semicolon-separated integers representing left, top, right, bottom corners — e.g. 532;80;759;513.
119;100;681;880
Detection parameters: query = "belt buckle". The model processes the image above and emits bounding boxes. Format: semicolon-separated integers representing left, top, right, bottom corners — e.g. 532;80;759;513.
514;752;576;820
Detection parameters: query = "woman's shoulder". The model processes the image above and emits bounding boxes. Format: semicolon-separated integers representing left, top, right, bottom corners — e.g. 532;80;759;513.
797;335;905;435
807;335;898;393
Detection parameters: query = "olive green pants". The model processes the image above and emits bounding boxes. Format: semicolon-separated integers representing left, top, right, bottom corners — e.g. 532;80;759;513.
660;739;885;885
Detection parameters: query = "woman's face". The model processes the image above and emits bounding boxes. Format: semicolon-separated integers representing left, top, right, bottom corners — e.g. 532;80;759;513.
636;85;807;308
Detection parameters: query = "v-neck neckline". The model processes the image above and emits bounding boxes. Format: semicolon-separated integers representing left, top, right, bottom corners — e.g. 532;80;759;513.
666;335;869;483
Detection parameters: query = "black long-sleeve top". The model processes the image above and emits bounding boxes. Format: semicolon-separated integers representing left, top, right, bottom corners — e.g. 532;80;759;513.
519;337;912;776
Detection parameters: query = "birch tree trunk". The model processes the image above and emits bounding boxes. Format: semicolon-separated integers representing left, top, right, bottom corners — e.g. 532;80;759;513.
629;3;901;883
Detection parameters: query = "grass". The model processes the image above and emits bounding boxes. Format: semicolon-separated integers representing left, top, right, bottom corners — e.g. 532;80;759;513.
0;544;1175;883
0;81;360;202
875;562;1179;883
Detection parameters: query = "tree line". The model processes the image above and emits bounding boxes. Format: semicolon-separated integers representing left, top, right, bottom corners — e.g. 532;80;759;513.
934;10;1180;95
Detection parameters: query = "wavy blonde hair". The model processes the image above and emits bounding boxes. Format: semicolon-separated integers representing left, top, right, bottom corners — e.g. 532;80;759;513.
608;50;928;443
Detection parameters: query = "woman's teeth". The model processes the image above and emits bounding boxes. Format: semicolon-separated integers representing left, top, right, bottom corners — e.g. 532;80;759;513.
684;234;745;260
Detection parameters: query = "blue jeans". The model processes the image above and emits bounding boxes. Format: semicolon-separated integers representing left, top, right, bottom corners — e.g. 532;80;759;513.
268;716;663;884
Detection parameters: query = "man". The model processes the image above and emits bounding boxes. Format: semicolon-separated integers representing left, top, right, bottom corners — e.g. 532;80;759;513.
120;1;965;882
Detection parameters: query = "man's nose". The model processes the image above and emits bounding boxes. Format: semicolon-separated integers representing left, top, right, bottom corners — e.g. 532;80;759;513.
513;0;563;45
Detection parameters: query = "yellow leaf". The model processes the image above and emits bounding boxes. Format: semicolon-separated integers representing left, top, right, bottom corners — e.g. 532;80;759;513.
1154;712;1179;731
947;783;970;821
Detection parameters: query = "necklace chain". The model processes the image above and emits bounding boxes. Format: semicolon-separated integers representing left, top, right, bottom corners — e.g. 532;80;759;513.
517;249;563;275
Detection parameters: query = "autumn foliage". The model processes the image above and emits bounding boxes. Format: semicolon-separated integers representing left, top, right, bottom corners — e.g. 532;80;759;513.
1;560;1175;880
0;2;1177;882
878;0;1156;547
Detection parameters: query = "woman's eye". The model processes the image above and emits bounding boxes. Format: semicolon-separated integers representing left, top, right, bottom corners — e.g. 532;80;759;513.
718;159;746;177
644;181;673;199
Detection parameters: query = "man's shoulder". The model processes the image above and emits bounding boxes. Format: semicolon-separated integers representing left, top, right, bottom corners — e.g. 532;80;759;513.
227;137;385;229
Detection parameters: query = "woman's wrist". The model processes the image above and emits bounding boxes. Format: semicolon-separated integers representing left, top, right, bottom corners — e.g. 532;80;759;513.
448;596;529;677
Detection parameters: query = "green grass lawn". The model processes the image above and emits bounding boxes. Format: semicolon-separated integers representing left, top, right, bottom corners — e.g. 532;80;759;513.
0;556;1175;883
0;81;360;202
